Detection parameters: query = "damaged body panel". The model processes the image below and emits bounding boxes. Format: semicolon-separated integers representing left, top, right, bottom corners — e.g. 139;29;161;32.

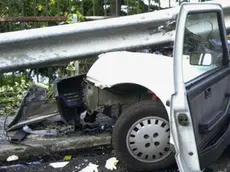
86;51;174;115
84;81;152;113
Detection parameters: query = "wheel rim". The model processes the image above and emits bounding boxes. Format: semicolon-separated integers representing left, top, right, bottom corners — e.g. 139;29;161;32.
126;116;171;163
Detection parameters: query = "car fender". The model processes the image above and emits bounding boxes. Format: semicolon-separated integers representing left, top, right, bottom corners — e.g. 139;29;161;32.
86;51;174;118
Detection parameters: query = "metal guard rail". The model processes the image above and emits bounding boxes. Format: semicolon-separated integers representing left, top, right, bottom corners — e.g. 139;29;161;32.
0;1;230;73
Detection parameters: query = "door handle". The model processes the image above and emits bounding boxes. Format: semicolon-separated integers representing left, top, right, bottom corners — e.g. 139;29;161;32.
205;87;211;99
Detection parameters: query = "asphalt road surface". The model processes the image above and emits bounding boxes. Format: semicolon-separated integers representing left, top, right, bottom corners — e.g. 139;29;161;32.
2;145;230;172
0;145;177;172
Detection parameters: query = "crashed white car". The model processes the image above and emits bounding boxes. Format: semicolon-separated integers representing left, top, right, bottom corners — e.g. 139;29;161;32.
55;2;230;172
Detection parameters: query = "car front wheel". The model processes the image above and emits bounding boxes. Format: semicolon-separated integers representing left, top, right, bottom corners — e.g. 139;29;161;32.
112;100;175;171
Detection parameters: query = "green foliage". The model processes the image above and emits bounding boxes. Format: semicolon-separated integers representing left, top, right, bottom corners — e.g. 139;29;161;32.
0;0;86;32
66;11;84;24
0;73;33;115
82;0;104;16
125;0;148;14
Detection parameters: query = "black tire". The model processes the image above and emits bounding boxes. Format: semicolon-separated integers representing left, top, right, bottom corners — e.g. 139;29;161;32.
112;100;175;171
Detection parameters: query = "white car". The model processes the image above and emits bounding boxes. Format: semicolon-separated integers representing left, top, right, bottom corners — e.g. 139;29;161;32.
55;2;230;172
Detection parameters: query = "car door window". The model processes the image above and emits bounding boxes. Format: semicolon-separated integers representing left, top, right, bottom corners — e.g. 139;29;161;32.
182;12;224;83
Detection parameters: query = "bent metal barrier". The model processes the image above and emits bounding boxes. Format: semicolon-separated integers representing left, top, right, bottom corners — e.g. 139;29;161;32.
0;1;230;73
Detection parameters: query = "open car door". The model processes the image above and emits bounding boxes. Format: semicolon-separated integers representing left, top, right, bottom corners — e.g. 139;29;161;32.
171;2;230;172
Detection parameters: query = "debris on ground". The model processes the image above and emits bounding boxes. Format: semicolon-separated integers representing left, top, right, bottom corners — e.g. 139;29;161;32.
63;155;72;161
23;125;58;136
79;162;99;172
5;83;115;140
0;161;41;170
7;85;58;132
6;155;19;162
105;157;119;170
0;79;115;169
49;161;69;168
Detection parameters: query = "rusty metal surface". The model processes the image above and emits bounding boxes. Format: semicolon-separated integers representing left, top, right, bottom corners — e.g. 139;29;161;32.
0;16;67;22
0;1;230;73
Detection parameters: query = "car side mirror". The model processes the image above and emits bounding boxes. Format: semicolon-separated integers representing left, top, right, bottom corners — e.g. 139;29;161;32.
190;53;212;66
